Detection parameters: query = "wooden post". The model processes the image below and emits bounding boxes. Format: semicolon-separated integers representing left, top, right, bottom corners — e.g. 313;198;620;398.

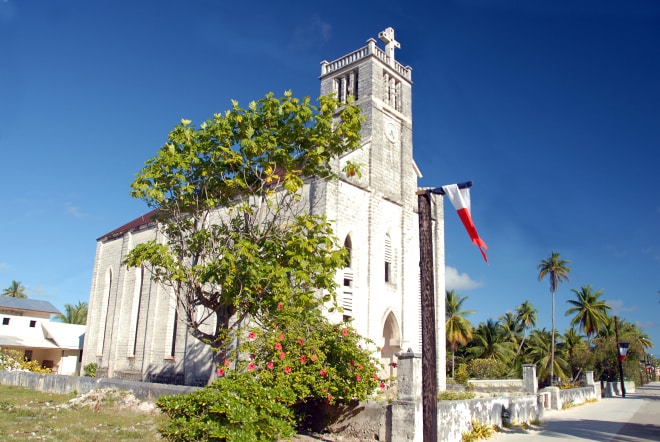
417;190;437;442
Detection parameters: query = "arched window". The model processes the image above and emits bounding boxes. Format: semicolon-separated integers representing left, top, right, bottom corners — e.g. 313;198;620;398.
344;235;352;269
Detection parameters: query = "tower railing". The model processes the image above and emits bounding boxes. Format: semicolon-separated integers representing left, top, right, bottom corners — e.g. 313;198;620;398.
320;39;412;81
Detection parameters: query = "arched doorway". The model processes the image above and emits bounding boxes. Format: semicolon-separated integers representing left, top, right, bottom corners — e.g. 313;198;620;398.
381;311;401;379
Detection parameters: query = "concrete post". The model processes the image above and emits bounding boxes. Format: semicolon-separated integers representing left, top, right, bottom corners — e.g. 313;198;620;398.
584;371;594;385
522;364;537;394
389;351;422;441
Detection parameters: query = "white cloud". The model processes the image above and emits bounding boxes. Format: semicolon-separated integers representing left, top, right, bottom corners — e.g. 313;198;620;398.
445;266;483;291
607;299;638;316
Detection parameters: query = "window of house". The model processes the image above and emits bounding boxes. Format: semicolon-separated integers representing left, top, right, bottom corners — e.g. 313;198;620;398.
29;320;36;328
24;350;32;361
2;317;9;325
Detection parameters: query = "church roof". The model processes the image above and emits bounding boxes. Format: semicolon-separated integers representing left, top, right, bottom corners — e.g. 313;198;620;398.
0;297;60;315
98;208;158;241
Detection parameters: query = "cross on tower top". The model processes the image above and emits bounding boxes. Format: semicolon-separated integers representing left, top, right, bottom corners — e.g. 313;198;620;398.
378;27;400;64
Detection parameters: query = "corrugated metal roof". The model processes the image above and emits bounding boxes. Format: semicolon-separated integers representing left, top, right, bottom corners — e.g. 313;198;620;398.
0;297;61;315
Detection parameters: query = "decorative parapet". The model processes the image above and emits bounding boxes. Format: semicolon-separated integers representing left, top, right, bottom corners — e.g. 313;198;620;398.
320;39;413;81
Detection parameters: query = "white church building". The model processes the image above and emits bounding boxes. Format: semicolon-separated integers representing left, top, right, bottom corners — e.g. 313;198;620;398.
82;28;447;388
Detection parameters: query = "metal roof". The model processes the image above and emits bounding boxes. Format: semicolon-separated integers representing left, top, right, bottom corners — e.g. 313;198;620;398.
0;297;61;315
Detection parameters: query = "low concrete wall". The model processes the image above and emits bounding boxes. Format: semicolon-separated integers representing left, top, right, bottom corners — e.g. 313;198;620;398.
467;379;524;393
602;381;635;397
0;371;199;402
437;395;543;441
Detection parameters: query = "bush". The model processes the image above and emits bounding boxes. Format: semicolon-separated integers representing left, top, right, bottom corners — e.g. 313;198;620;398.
0;349;51;373
83;363;97;378
157;371;296;441
467;359;508;379
454;363;469;385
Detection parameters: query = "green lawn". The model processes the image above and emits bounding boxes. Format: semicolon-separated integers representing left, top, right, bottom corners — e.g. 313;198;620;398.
0;384;164;441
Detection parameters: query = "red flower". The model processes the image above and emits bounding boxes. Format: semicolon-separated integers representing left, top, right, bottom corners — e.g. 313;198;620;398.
358;364;363;370
279;352;286;360
277;303;283;310
342;328;348;336
278;333;284;341
297;338;304;345
300;356;307;364
247;362;256;371
320;369;327;377
223;359;231;367
217;368;225;377
350;360;355;366
275;342;282;350
389;362;398;368
248;331;256;340
267;361;274;370
356;375;361;381
327;393;332;403
284;366;291;373
380;382;386;389
374;374;379;380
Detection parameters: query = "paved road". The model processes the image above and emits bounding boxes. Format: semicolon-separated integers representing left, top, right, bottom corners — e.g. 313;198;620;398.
491;382;660;441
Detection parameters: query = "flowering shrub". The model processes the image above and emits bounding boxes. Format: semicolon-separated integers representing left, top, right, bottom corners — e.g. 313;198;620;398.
238;306;382;405
0;348;52;374
156;305;382;440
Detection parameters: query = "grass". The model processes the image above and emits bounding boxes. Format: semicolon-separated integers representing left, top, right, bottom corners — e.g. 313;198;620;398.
0;384;164;441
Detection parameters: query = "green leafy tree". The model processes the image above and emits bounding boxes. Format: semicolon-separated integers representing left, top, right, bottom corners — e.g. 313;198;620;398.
1;280;27;298
537;251;571;384
54;301;88;324
565;285;611;342
124;92;363;378
445;290;474;379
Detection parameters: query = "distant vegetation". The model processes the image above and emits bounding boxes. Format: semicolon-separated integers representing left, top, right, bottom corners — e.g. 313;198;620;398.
447;251;655;387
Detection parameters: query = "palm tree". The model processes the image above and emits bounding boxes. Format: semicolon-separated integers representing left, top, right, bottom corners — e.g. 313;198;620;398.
537;251;571;384
54;301;88;324
499;311;521;348
526;328;569;384
468;319;516;364
515;300;538;356
1;280;27;298
565;285;611;342
561;327;588;381
446;290;474;378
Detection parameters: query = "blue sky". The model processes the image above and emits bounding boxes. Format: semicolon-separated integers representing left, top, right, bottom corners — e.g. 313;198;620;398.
1;1;658;355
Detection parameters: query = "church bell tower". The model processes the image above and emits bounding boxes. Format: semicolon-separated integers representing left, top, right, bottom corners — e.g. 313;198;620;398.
318;29;427;379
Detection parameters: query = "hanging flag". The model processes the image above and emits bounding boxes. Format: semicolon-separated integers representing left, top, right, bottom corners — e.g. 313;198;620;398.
441;184;488;262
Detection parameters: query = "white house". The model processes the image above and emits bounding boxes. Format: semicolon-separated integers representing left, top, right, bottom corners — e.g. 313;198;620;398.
82;28;447;388
0;297;85;375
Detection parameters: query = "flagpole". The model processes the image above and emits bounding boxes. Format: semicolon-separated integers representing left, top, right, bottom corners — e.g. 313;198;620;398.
428;180;473;195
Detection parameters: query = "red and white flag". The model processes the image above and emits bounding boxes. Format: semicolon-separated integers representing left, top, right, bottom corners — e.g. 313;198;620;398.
441;184;488;262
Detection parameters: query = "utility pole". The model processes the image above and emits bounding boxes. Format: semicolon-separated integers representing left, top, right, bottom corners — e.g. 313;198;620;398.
416;181;472;442
417;190;437;442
